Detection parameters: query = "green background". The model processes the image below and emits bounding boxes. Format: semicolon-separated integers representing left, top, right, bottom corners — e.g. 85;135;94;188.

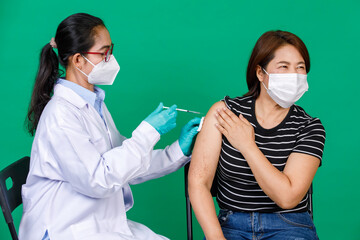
1;0;359;239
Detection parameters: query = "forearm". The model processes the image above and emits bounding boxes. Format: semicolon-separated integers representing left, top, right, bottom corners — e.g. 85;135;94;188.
129;141;189;184
189;182;225;240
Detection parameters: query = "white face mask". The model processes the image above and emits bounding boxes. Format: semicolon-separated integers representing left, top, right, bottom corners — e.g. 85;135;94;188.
261;68;308;108
76;55;120;85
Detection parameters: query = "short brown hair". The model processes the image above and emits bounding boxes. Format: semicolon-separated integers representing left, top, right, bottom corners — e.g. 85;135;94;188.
244;30;310;99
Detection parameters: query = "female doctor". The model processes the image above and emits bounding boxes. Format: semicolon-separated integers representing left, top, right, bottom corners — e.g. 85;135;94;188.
20;13;200;240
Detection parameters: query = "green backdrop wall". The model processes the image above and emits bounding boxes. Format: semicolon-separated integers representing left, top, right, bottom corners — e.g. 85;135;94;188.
1;0;359;239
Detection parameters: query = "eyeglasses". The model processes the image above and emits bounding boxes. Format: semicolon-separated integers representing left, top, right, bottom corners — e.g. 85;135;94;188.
82;43;114;62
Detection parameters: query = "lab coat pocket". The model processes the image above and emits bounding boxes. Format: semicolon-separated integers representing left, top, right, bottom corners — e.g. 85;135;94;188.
90;137;110;154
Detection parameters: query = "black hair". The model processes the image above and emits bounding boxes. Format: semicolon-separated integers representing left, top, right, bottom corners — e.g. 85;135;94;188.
26;13;105;135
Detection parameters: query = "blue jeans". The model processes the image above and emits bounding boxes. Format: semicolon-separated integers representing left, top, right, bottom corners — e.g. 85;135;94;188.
205;209;319;240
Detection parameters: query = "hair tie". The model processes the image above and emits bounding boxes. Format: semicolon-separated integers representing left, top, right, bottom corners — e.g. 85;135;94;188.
50;38;57;49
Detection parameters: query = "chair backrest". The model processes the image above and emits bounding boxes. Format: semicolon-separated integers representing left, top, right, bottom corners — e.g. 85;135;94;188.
184;162;314;240
308;183;313;219
0;156;30;240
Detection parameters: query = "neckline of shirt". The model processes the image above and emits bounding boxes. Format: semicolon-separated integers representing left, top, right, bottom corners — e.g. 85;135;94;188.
250;97;294;135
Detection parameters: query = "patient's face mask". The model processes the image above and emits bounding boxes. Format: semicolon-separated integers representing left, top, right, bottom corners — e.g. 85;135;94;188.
261;68;308;108
76;55;120;85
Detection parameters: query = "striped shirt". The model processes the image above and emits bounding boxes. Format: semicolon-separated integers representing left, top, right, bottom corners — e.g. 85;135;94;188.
216;96;326;213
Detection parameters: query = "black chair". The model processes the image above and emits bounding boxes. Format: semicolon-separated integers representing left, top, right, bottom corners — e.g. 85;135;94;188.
308;183;313;219
184;162;314;240
0;156;30;240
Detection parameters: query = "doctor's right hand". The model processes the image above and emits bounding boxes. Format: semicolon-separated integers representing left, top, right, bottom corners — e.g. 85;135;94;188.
144;102;178;135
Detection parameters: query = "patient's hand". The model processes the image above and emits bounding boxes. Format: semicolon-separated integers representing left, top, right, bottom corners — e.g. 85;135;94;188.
214;107;256;154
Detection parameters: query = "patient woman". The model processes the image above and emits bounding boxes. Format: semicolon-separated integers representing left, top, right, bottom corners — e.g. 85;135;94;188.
188;30;325;240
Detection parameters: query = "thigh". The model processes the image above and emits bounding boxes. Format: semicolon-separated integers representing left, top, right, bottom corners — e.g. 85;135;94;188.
221;228;249;240
203;227;249;240
267;230;318;240
218;210;252;240
260;212;319;240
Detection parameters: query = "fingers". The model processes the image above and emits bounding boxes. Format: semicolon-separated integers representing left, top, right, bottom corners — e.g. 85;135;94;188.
153;102;164;114
181;117;201;134
187;117;201;126
215;108;231;130
216;107;246;127
168;122;177;130
215;122;228;138
218;107;240;124
161;104;177;131
146;102;163;119
214;108;247;138
168;104;177;112
165;104;178;117
188;125;200;137
223;107;240;122
239;114;251;126
167;111;178;125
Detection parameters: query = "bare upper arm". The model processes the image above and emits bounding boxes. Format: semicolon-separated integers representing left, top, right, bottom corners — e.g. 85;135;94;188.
188;101;225;190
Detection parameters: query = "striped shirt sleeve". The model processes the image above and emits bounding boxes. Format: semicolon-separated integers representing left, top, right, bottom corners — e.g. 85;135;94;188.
293;118;326;164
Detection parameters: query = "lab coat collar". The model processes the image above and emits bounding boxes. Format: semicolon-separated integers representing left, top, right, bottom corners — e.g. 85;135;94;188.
53;84;88;109
57;79;97;107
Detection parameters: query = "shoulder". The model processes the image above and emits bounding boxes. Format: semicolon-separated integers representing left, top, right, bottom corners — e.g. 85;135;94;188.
210;101;226;111
291;105;326;144
202;101;226;130
292;105;326;162
47;84;89;117
40;95;84;129
203;101;226;125
48;94;82;115
292;105;325;132
221;95;253;117
223;95;253;109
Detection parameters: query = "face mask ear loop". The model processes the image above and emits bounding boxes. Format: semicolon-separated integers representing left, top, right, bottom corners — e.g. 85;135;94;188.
75;66;89;77
81;54;96;67
75;54;96;78
262;67;269;75
261;81;269;91
261;67;269;90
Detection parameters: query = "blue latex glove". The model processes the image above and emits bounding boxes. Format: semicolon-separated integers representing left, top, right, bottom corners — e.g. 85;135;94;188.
179;117;202;156
144;102;178;135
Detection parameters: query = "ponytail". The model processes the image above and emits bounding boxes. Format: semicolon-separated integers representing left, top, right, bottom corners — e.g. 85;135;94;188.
26;43;59;135
26;13;105;135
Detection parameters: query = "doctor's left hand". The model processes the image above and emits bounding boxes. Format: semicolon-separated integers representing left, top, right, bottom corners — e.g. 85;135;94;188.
179;117;201;156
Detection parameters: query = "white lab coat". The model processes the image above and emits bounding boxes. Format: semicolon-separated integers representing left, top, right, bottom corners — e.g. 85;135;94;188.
19;84;189;240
